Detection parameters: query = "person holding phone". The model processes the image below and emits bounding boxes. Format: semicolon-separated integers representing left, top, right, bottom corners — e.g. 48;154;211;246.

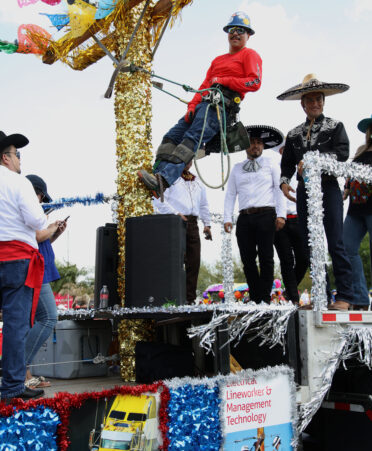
24;174;68;389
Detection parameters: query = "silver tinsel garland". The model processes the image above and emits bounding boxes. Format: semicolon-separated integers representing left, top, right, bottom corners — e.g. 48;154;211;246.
210;212;236;304
187;303;296;354
298;326;372;434
303;151;372;310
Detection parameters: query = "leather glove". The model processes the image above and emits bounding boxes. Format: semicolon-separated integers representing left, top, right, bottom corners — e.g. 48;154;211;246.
184;105;195;124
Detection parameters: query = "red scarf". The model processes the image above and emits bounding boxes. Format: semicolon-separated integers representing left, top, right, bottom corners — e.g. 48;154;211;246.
181;170;196;181
0;240;44;326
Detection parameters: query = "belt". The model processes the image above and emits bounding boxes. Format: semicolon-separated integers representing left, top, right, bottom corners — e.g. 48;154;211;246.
287;214;297;219
240;206;275;215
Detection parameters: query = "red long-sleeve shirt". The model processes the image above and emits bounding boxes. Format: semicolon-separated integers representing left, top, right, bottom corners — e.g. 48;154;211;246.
188;47;262;109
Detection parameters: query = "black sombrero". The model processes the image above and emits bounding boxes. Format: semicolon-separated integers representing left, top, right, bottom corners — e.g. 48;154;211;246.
245;125;284;149
277;73;349;101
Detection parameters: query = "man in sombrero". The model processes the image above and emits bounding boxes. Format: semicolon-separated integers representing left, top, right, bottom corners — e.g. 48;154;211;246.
224;125;286;304
278;74;353;311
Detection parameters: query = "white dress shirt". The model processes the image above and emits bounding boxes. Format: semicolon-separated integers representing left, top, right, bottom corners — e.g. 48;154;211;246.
0;166;47;248
264;149;297;216
224;153;287;223
153;176;211;226
286;183;297;216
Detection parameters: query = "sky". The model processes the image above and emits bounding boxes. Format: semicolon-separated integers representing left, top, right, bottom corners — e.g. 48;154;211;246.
0;0;371;271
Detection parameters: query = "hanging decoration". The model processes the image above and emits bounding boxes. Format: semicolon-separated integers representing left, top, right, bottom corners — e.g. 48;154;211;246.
17;24;51;54
18;0;40;6
40;13;70;31
67;0;97;38
95;0;119;20
187;303;296;355
0;40;18;54
41;192;111;211
17;0;62;7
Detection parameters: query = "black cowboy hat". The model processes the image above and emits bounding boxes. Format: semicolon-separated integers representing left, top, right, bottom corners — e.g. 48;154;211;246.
245;125;284;149
0;130;29;152
26;174;52;203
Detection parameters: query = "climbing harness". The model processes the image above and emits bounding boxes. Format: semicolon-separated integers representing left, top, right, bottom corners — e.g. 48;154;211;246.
113;62;235;188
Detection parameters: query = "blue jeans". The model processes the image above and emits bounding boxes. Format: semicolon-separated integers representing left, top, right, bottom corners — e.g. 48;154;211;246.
155;101;220;185
25;282;57;366
0;259;32;398
297;180;353;303
343;214;372;306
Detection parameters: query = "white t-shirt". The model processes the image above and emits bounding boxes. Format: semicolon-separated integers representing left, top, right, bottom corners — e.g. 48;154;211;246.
153;176;211;226
0;166;47;248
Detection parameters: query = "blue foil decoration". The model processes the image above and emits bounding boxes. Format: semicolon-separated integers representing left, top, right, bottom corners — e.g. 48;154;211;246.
40;13;70;31
42;192;107;211
0;406;60;451
168;384;222;450
95;0;118;19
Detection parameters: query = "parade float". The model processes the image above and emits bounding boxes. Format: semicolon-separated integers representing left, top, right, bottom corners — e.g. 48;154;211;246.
1;1;372;450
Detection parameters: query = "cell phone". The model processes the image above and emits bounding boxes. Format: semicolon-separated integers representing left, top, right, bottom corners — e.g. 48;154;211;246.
64;216;70;222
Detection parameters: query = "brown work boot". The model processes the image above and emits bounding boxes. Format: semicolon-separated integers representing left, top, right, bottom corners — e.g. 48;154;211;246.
328;300;350;311
138;170;168;201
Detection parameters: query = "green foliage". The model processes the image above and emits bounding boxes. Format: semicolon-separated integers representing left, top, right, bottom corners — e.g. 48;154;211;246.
197;259;283;295
298;269;312;292
197;258;247;294
51;260;94;297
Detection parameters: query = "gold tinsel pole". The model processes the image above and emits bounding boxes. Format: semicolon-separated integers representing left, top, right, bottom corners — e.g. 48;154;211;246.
114;2;156;381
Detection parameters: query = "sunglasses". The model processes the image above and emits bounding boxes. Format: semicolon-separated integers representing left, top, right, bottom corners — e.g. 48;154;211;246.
228;27;246;35
5;150;21;160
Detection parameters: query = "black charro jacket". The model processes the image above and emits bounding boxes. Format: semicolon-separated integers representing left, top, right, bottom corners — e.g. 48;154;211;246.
280;114;349;185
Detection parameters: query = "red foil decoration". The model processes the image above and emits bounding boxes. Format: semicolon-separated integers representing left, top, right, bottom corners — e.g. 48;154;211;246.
0;382;170;451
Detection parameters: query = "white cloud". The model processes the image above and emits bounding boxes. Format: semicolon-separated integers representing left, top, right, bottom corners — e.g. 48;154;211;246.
350;0;372;19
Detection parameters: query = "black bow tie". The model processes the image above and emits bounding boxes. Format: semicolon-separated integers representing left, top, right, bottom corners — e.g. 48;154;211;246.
243;159;261;172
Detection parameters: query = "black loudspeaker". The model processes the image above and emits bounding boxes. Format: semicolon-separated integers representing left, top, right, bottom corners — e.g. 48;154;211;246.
94;223;120;308
135;341;194;383
125;215;187;307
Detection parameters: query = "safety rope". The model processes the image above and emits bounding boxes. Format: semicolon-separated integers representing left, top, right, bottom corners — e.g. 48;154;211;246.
193;101;231;190
117;63;232;188
28;353;119;368
147;70;231;188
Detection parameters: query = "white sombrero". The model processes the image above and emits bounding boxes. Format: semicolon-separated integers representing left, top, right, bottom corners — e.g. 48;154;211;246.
277;73;349;101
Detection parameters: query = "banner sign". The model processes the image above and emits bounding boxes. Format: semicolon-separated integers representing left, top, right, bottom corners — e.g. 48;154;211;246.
221;369;295;450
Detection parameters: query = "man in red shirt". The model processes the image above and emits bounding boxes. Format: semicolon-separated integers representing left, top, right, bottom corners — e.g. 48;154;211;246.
139;12;262;198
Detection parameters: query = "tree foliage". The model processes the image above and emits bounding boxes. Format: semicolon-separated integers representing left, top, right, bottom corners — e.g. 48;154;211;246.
51;260;94;297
